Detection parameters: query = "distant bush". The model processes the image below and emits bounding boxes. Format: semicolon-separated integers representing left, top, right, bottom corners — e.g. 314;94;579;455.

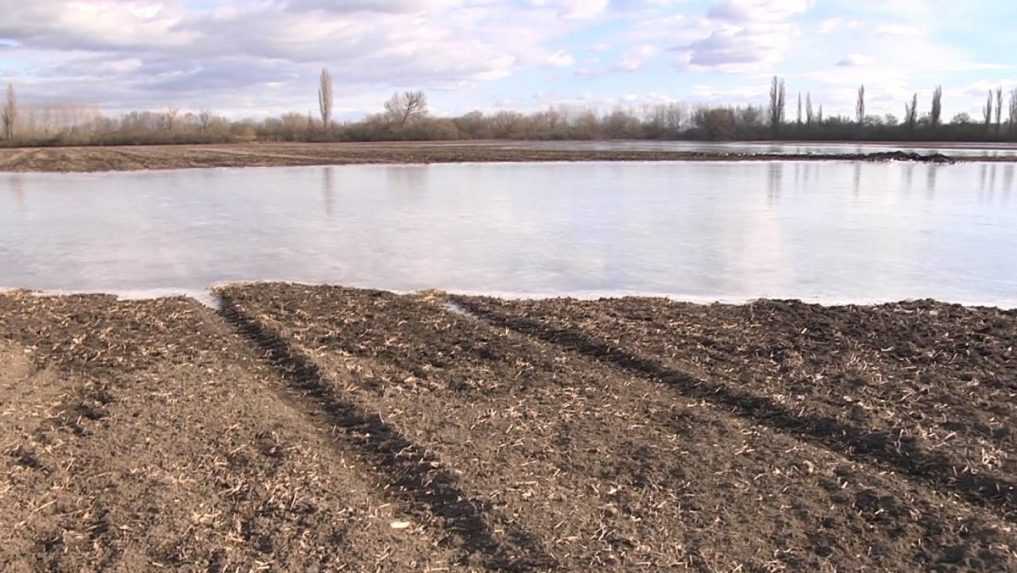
2;79;1017;148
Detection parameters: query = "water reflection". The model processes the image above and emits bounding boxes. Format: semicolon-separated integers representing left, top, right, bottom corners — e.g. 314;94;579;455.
974;164;1015;204
1005;165;1015;203
926;165;939;197
387;165;430;195
521;140;1017;159
322;166;335;217
767;163;783;204
6;174;24;209
2;162;1016;307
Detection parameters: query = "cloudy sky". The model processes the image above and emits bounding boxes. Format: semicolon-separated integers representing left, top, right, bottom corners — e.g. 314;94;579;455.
0;0;1014;120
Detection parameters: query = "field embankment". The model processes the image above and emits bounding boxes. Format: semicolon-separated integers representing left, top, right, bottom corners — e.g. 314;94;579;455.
0;141;994;173
2;285;1016;571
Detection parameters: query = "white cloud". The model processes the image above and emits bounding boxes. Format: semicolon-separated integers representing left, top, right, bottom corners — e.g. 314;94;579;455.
285;0;464;14
674;0;813;71
818;17;861;34
691;82;770;103
562;0;610;19
708;0;814;24
0;0;1012;121
547;50;576;67
0;0;591;113
0;0;195;49
875;24;921;37
527;0;609;20
791;0;1014;118
619;45;657;71
835;54;873;67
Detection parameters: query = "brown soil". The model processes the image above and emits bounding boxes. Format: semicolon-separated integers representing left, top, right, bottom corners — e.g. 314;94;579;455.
0;141;997;173
452;297;1017;516
0;292;464;572
3;285;1016;571
218;284;1017;571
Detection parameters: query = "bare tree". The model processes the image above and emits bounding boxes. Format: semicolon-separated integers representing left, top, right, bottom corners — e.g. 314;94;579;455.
385;91;428;127
646;103;683;137
930;86;942;128
768;77;780;131
984;91;994;130
856;85;865;125
198;109;211;132
817;104;823;124
805;93;814;125
1009;88;1017;136
796;92;802;125
663;103;684;134
995;87;1003;134
318;68;334;129
767;76;785;135
778;82;786;126
904;93;918;130
165;107;179;131
1;83;16;142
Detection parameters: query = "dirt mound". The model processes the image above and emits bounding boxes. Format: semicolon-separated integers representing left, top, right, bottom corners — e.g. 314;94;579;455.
866;150;955;163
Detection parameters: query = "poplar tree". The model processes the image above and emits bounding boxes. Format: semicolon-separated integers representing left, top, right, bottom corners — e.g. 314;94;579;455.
930;86;942;128
1;83;15;141
318;68;334;129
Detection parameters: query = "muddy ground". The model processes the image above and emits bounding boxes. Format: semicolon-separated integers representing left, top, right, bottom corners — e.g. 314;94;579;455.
2;285;1016;571
0;141;994;173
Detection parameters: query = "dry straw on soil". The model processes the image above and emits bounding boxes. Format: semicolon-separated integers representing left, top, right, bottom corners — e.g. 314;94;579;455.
2;286;1016;571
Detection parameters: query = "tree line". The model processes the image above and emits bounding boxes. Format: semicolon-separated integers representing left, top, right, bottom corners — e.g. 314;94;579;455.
762;77;1017;142
2;72;1017;147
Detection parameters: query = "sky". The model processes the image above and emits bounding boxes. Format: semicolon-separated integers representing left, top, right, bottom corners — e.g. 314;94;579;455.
0;0;1015;121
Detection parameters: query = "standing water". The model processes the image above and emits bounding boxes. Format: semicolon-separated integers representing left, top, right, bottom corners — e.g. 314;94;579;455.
2;161;1015;306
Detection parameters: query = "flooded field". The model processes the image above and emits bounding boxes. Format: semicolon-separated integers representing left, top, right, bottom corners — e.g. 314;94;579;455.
2;141;1016;174
4;158;1016;570
515;140;1017;158
2;160;1016;306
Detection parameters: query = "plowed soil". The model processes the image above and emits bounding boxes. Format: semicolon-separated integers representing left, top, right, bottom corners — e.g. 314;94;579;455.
218;284;1017;571
453;297;1017;515
3;285;1016;571
0;292;462;572
0;141;989;173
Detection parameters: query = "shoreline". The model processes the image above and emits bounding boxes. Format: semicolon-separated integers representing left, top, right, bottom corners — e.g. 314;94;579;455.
2;140;1013;173
5;285;1016;311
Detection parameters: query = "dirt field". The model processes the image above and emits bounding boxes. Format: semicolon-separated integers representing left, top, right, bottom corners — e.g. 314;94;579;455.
0;141;992;173
0;292;463;571
3;285;1016;571
218;284;1017;571
452;297;1017;513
